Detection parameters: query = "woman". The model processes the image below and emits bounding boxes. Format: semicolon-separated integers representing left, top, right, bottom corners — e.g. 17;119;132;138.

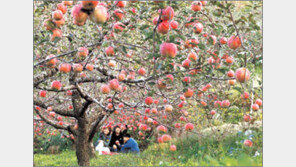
109;125;126;152
94;127;111;154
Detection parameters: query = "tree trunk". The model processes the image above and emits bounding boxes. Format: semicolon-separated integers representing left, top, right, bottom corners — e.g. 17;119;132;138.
75;117;90;166
88;142;97;159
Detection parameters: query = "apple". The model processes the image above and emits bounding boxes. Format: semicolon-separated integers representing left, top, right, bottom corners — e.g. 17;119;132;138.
106;46;115;56
78;47;89;57
118;73;126;81
184;88;194;98
138;68;146;76
252;104;259;111
59;63;71;73
86;64;94;71
157;125;168;133
170;145;177;151
165;105;173;112
241;92;249;99
226;56;234;64
235;68;250;83
100;84;110;94
193;22;203;34
52;10;63;20
182;59;191;69
157;20;170;34
160;6;174;21
220;37;227;44
188;52;198;61
227;70;234;77
145;97;153;105
255;99;262;106
109;79;120;90
72;4;88;25
160;42;178;58
116;1;127;8
243;115;251;122
185;123;194;131
222;100;230;107
161;134;172;142
39;90;47;97
191;1;203;11
210;110;216;115
73;63;83;72
57;3;67;14
151;108;158;114
228;35;242;49
51;80;62;90
170;20;178;29
174;123;181;128
244;139;253;147
228;79;236;85
90;6;108;24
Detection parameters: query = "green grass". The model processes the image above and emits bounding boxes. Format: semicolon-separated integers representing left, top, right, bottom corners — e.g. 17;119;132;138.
34;132;262;166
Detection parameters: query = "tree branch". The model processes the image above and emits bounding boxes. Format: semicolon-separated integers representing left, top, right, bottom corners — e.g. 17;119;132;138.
34;100;75;117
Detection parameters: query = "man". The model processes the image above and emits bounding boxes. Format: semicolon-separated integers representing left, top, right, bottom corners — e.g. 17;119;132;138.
119;133;140;154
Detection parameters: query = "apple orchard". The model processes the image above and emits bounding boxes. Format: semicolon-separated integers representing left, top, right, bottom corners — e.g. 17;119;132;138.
33;1;262;166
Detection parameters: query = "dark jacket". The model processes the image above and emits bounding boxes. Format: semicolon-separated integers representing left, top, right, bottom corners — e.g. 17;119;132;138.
120;138;140;153
109;132;124;151
109;125;128;151
94;132;111;147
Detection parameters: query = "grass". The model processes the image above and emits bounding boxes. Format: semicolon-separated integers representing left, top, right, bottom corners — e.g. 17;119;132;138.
34;131;262;166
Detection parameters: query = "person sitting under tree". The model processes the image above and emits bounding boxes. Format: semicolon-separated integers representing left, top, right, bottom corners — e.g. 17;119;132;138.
109;125;125;152
94;127;112;155
119;133;140;154
94;127;111;148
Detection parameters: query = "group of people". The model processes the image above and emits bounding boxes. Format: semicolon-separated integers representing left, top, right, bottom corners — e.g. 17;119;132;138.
94;125;140;155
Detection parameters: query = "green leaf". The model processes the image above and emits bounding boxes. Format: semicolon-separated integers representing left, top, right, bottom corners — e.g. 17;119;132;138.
197;43;206;50
140;24;150;30
232;86;242;93
148;82;156;86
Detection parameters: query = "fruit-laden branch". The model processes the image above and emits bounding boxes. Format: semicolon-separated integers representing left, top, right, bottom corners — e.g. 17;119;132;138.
111;40;149;51
225;0;255;67
34;100;75;117
33;42;102;68
75;83;110;112
76;76;107;83
95;66;201;85
34;67;58;87
36;85;76;92
205;75;235;81
94;66;155;84
34;107;69;131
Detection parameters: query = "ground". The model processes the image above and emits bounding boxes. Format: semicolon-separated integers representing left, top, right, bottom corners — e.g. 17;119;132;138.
34;132;262;166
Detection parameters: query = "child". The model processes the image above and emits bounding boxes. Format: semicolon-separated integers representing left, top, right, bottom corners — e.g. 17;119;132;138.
119;133;140;154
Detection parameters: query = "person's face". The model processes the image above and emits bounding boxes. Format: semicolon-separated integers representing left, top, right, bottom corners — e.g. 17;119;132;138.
103;128;109;135
115;127;121;134
123;137;129;143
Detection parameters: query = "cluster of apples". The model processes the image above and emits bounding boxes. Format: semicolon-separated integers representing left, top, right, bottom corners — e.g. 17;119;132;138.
43;1;73;41
71;1;109;26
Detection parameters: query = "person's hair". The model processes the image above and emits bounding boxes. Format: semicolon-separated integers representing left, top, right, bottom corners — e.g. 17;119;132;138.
123;133;131;138
112;125;121;134
102;126;111;135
